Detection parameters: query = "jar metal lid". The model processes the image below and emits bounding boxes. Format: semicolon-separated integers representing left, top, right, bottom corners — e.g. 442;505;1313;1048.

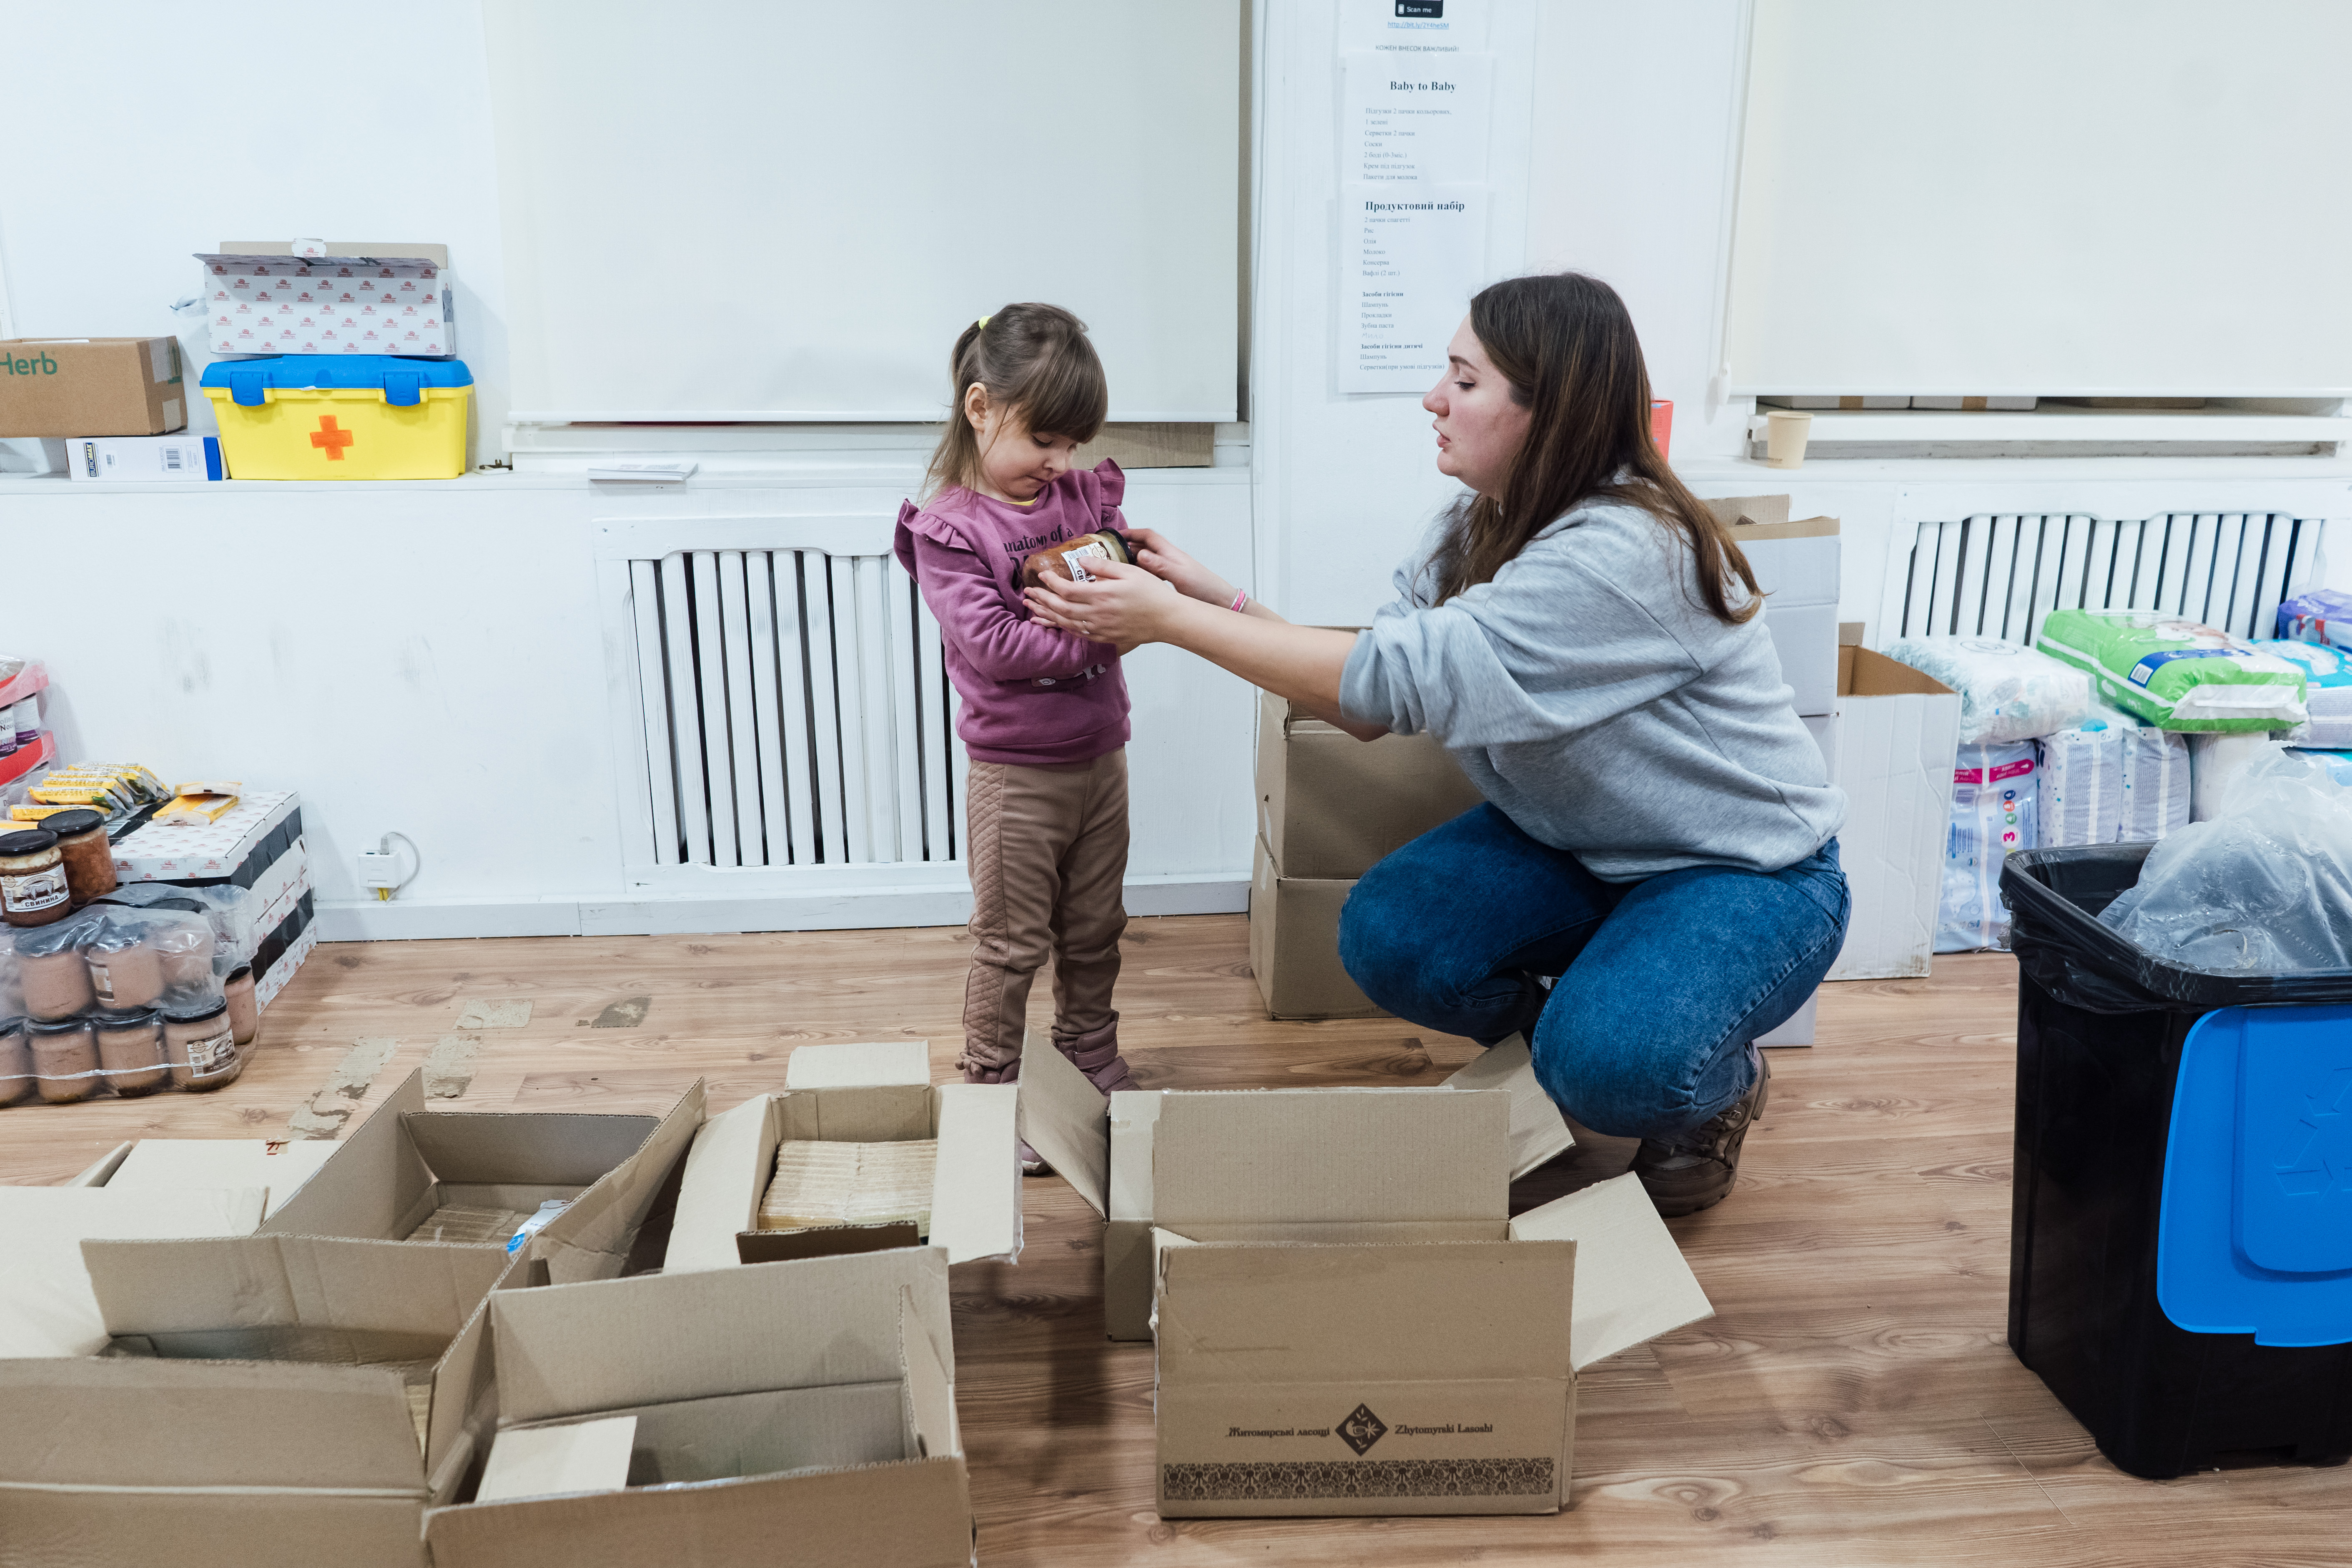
163;999;230;1025
42;809;105;839
27;1016;94;1035
93;1007;161;1027
0;829;59;857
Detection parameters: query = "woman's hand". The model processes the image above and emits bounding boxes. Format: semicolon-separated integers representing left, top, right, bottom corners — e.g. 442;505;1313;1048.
1026;558;1188;647
1126;527;1238;607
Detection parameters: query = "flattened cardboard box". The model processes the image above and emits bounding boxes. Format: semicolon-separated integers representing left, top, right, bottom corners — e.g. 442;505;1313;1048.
0;1232;520;1568
1021;1031;1577;1342
261;1068;704;1282
422;1247;973;1568
665;1041;1018;1271
1146;1091;1712;1518
1256;689;1484;880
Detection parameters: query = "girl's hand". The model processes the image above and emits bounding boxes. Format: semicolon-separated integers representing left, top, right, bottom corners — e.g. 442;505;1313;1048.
1025;558;1186;647
1126;527;1236;607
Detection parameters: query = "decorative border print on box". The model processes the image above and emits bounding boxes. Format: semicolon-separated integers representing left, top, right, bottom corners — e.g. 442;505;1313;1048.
198;254;453;358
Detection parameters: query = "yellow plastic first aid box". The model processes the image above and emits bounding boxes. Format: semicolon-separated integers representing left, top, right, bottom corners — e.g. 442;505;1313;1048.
199;356;471;479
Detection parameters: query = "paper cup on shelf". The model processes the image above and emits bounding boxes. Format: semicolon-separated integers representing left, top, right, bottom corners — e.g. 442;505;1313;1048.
1763;409;1813;469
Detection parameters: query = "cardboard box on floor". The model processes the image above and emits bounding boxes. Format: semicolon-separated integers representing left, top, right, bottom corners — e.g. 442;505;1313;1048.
421;1247;973;1568
1250;834;1379;1019
66;1135;339;1214
1256;689;1484;881
665;1040;1018;1270
1021;1031;1577;1343
1138;1091;1707;1518
0;1232;520;1568
261;1068;704;1282
1701;494;1843;718
0;336;186;437
1821;625;1963;979
0;1184;266;1358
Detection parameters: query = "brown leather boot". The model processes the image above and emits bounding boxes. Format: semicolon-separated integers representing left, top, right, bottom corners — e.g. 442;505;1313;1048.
1632;1050;1770;1217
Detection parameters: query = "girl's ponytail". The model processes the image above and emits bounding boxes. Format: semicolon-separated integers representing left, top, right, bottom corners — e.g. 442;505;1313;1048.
925;304;1109;498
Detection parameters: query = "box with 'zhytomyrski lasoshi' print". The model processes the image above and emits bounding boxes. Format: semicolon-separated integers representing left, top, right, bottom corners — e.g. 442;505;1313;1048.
199;356;472;480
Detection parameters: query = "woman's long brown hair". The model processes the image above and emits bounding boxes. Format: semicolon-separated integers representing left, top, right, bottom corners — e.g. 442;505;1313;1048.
1429;272;1759;622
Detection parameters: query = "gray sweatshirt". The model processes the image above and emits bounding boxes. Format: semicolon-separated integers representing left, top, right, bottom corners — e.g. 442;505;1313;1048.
1338;498;1847;881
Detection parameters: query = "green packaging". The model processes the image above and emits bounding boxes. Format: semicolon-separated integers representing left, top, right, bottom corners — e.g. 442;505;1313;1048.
2036;609;2306;732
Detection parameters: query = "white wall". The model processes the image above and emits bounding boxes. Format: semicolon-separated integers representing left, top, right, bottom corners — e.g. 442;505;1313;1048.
0;0;512;466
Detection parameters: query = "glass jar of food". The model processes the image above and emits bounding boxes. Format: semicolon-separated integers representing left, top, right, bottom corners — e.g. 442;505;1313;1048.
150;916;216;990
223;965;260;1047
14;922;97;1021
43;809;117;907
85;922;164;1011
0;1016;31;1107
93;1007;168;1097
163;998;241;1091
28;1016;100;1104
0;830;70;928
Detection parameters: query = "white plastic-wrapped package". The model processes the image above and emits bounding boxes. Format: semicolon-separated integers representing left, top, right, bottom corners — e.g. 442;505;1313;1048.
2102;748;2352;971
1884;637;2092;744
2257;640;2352;748
2037;709;2131;848
2188;733;2284;823
1937;741;2039;952
2116;724;2191;843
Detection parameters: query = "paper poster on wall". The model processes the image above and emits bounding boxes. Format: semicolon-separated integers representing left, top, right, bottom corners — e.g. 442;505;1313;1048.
1340;0;1488;54
1340;184;1487;393
1341;51;1493;185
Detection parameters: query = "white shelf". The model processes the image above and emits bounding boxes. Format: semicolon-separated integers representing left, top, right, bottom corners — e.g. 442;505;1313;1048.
1747;406;2352;445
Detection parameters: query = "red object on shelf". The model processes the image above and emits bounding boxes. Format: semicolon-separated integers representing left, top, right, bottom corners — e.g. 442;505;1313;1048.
1649;399;1674;459
0;732;56;791
0;661;45;712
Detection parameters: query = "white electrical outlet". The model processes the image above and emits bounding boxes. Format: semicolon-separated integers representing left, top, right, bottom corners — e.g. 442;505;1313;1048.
357;850;402;890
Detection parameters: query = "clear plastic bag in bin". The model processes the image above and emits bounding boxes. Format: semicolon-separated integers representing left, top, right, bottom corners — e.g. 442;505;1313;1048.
2101;748;2352;971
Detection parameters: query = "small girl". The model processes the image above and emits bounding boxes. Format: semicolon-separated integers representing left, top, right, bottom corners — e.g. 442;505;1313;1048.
893;303;1143;1117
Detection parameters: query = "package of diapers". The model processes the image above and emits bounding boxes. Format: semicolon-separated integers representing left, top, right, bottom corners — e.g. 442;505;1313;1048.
2116;722;2191;843
2275;587;2352;648
2255;639;2352;748
2036;608;2307;731
1937;741;2038;952
1883;636;2092;744
2036;708;2130;848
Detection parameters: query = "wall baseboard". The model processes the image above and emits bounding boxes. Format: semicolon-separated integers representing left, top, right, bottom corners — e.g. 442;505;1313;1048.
315;873;1251;943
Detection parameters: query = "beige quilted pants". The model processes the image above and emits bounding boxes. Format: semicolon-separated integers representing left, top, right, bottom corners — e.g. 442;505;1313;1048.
960;749;1128;1078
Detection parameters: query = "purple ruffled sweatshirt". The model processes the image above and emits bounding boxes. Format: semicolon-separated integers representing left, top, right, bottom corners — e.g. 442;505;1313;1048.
893;459;1131;766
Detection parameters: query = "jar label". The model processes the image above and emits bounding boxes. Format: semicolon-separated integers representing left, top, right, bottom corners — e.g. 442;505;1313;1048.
188;1026;237;1078
88;959;115;1006
0;866;68;913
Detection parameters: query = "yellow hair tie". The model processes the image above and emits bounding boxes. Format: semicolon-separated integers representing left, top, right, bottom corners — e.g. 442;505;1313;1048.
976;316;990;330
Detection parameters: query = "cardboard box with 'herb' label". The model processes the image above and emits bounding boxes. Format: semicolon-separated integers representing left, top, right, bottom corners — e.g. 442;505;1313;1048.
0;337;186;437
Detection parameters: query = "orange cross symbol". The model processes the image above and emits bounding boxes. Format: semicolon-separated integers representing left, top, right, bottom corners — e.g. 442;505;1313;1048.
311;415;355;459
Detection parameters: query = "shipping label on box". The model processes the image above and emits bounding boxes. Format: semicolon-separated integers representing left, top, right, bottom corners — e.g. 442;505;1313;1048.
0;337;183;438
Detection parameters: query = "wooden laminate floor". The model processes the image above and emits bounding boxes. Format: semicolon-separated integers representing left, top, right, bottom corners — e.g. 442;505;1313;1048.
7;918;2349;1565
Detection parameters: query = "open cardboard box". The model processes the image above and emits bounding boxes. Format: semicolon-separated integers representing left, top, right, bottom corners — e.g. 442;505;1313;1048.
1256;687;1484;881
1144;1091;1712;1518
1821;628;1963;980
0;1184;267;1358
0;1232;519;1567
261;1069;704;1283
67;1135;339;1215
1021;1031;1577;1342
421;1247;972;1568
666;1041;1018;1271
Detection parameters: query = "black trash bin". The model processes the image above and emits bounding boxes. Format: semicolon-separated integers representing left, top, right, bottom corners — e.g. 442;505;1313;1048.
2003;843;2352;1480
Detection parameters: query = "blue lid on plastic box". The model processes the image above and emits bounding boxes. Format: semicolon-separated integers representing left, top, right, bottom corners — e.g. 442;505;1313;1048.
2159;1004;2352;1346
201;355;473;408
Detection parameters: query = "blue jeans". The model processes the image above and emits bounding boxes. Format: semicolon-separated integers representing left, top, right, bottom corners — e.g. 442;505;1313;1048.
1338;805;1850;1143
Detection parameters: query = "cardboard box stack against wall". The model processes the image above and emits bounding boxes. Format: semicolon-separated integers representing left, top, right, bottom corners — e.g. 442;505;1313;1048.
0;1074;706;1566
1021;1039;1710;1518
1252;687;1486;1019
